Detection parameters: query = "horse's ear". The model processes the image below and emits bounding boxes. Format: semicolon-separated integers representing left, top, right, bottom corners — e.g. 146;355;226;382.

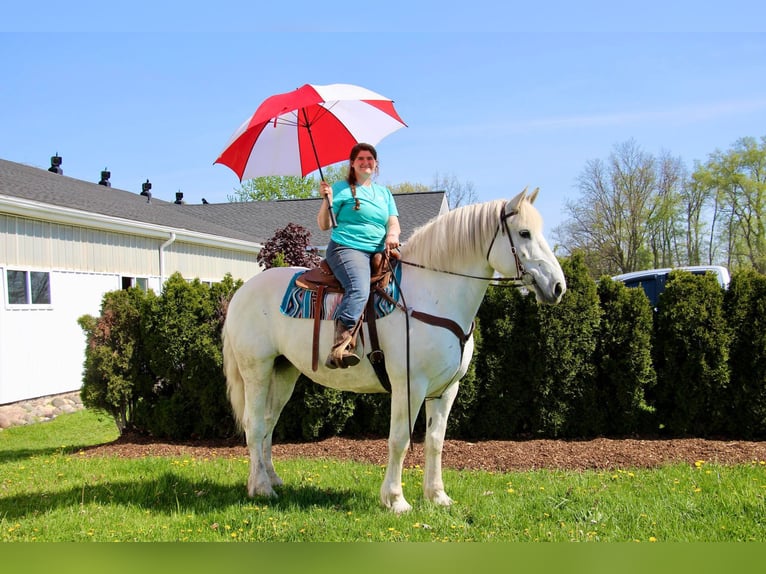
528;187;540;204
509;188;528;211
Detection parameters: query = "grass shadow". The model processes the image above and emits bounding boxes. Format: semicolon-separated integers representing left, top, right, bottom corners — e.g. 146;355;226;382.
0;472;365;521
0;444;115;464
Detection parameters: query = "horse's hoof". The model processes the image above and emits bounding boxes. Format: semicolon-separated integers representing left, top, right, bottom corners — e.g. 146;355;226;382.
381;493;412;514
248;478;277;499
390;500;412;514
428;491;454;507
247;487;278;499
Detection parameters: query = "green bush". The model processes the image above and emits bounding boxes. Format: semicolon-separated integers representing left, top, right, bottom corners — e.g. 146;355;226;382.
471;252;600;438
531;252;601;437
653;270;730;436
472;285;538;438
80;274;242;439
725;268;766;438
138;273;240;439
275;374;357;441
78;288;154;432
80;259;766;442
595;277;656;435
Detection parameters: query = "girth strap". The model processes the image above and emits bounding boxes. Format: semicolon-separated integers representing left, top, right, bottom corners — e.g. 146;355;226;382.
366;296;392;392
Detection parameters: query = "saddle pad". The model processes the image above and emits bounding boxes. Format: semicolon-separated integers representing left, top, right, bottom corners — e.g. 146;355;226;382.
280;260;401;321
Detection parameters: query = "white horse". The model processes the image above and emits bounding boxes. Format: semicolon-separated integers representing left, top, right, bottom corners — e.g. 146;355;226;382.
223;188;566;513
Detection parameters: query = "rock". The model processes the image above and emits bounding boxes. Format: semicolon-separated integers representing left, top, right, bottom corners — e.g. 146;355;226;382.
0;391;85;429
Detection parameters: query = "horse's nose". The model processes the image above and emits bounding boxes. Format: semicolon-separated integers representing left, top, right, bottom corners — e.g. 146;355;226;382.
554;282;564;299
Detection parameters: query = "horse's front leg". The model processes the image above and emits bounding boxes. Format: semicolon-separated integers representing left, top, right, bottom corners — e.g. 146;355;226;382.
423;382;460;507
380;388;424;513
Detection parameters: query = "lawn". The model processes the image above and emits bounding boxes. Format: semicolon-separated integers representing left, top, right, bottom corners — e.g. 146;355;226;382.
2;409;766;543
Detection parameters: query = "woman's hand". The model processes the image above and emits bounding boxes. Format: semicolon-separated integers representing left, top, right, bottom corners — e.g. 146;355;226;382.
317;181;334;230
384;216;401;255
384;232;400;251
319;181;332;201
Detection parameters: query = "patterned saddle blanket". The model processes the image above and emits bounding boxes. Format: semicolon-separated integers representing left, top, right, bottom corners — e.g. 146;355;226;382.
279;260;402;321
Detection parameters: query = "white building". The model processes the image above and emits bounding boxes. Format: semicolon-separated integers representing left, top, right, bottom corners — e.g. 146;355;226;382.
0;158;447;403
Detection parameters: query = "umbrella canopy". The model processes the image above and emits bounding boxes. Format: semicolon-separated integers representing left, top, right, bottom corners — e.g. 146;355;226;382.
215;83;407;181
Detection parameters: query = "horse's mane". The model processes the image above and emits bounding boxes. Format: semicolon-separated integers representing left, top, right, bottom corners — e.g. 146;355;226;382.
400;199;507;269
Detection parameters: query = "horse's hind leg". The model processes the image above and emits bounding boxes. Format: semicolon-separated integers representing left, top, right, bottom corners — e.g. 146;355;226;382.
261;359;300;487
423;382;459;507
240;359;297;498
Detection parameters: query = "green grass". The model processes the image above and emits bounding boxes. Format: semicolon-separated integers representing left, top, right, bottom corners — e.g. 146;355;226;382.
1;410;765;542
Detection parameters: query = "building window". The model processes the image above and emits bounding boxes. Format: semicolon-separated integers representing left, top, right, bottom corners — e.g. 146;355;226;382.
122;276;149;292
6;270;51;305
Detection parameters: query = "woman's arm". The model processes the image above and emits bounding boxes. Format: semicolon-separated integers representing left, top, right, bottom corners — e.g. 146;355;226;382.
384;215;401;251
317;181;333;231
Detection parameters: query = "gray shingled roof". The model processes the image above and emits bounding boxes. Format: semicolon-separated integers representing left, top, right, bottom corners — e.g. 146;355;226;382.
0;158;446;245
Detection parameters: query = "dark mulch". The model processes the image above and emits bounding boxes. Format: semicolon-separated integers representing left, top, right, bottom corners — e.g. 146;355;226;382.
80;432;766;471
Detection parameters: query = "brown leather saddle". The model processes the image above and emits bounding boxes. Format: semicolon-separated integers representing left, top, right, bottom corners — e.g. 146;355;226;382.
295;252;393;293
293;252;397;389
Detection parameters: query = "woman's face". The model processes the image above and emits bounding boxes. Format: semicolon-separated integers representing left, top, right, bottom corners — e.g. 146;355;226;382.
351;150;377;180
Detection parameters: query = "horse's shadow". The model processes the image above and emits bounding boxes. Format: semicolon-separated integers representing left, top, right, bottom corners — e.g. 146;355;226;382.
0;472;362;521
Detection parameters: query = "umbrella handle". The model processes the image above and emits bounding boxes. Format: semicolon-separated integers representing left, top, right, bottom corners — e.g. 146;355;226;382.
326;196;338;228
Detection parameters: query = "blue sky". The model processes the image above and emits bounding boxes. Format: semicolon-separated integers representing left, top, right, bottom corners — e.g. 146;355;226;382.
3;3;766;233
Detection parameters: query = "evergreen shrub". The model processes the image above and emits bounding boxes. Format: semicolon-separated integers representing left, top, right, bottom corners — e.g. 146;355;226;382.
725;269;766;438
653;270;730;436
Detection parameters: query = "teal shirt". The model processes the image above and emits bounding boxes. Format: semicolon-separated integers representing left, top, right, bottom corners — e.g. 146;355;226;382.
330;181;399;253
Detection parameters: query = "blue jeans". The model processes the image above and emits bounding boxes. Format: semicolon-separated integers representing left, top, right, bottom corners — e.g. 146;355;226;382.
325;239;373;330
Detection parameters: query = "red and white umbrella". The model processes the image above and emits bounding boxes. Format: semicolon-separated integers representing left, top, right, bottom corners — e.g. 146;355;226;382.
214;83;407;181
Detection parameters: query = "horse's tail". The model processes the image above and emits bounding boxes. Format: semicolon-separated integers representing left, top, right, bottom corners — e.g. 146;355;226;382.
222;317;246;430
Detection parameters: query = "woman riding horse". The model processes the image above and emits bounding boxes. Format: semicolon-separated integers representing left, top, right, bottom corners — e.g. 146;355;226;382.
317;143;401;369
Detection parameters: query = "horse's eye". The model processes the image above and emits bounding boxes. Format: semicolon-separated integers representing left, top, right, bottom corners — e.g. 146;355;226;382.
519;230;531;240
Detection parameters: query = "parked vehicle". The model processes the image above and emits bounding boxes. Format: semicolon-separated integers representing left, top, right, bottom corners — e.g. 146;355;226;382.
612;265;731;307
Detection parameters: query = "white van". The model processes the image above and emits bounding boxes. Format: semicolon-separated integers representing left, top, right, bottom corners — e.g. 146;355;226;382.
612;265;731;307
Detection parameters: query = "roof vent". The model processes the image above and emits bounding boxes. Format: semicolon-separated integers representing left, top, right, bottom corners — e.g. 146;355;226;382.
174;192;185;205
140;179;152;203
98;169;111;187
48;153;63;174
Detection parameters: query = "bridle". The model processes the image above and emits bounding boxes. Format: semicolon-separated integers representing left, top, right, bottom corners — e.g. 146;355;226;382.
399;203;533;286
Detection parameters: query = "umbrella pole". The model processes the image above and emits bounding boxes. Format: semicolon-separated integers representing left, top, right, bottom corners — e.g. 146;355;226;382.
303;113;337;228
317;166;337;229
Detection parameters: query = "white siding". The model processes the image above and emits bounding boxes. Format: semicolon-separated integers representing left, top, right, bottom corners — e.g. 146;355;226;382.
0;213;261;281
0;269;118;403
0;212;262;403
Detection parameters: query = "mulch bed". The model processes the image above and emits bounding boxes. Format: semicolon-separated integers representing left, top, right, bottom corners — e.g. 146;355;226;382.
79;432;766;471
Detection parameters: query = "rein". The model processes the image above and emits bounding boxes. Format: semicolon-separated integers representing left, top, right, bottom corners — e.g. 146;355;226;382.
382;204;525;449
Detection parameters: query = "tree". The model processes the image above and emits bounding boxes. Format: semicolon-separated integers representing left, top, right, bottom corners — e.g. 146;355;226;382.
257;222;321;269
645;152;686;268
683;161;717;265
388;181;431;194
555;139;688;276
693;136;766;272
431;172;477;208
228;165;347;202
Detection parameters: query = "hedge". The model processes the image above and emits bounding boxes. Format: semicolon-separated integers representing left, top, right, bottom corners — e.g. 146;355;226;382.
79;263;766;440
